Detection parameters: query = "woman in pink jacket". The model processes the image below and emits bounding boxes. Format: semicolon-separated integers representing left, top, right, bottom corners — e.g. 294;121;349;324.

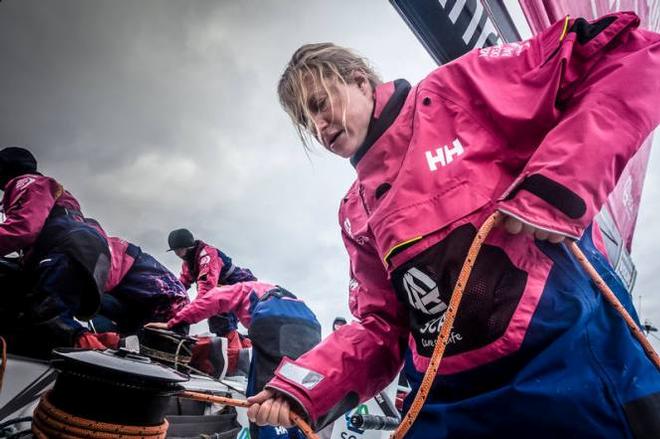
248;12;660;438
0;147;112;356
167;228;255;346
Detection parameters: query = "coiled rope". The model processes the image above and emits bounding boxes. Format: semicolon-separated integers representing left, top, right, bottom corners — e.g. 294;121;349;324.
391;212;660;439
31;391;169;439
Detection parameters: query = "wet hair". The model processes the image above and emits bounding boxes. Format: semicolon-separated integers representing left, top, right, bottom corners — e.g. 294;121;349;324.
278;43;381;149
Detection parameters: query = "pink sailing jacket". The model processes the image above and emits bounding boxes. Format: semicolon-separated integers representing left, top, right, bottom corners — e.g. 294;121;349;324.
179;242;222;297
167;280;278;328
104;237;134;291
266;12;660;424
0;174;84;257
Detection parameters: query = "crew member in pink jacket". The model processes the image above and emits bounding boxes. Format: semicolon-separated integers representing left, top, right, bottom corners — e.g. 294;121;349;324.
0;147;112;356
248;12;660;438
147;280;321;439
91;236;190;335
168;228;256;348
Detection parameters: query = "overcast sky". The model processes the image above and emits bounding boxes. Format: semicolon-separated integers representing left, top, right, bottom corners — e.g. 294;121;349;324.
1;0;658;348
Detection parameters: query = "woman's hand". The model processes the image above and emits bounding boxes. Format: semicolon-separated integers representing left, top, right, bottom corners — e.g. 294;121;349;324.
502;215;566;243
247;389;295;428
144;322;169;330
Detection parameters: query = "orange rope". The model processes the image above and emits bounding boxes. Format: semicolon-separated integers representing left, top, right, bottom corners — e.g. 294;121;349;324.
568;242;660;369
391;212;502;439
180;390;319;439
0;336;6;394
32;391;169;438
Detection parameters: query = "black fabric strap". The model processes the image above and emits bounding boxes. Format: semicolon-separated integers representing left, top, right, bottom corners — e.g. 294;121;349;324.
569;16;617;44
259;286;297;303
351;79;411;168
508;174;586;219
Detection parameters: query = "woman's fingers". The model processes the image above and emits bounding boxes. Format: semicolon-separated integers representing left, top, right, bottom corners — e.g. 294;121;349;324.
522;223;536;235
548;233;566;243
247;389;274;424
255;397;274;426
268;398;282;425
502;215;566;244
534;229;549;241
278;399;294;428
247;391;297;429
504;217;523;234
247;389;274;405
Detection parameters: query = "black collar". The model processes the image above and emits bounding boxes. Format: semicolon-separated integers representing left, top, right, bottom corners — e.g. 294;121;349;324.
350;79;411;168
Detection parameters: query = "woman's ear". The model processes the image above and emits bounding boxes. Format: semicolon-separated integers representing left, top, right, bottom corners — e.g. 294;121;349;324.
352;70;372;96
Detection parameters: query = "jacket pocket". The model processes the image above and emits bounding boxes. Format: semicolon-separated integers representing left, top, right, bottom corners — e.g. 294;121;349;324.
390;223;528;360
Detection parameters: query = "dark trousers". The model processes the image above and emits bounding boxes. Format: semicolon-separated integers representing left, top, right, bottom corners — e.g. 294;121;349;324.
93;251;188;335
7;253;90;358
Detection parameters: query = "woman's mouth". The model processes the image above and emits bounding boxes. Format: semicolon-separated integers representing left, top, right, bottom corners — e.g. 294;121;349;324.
328;130;343;151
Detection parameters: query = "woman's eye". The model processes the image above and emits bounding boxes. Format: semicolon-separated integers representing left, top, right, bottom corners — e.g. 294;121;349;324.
309;96;327;113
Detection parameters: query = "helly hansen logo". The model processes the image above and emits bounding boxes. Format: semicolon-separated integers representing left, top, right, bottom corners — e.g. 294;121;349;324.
403;267;448;315
14;177;35;191
425;138;464;171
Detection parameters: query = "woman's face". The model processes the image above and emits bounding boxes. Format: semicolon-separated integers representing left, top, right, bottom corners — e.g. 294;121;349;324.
306;73;374;158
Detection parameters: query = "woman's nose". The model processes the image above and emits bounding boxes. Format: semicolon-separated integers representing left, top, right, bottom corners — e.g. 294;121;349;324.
312;113;329;130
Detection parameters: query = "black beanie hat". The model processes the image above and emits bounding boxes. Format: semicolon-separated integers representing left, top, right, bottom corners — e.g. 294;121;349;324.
333;317;348;329
167;228;195;251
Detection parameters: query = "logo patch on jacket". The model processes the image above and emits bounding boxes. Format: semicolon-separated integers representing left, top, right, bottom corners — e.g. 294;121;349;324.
425;138;464;171
403;267;447;315
15;177;36;191
401;266;463;352
479;41;530;57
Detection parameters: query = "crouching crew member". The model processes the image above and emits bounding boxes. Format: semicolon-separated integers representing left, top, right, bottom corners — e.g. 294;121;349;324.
0;147;111;356
92;236;190;335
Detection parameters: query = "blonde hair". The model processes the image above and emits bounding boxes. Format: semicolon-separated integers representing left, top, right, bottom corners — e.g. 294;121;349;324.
278;43;381;149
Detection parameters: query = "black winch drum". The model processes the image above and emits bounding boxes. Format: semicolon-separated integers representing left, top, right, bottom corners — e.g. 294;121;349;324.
50;348;189;426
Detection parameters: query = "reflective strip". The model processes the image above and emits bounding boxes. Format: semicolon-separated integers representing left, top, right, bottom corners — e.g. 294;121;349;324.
278;362;324;390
